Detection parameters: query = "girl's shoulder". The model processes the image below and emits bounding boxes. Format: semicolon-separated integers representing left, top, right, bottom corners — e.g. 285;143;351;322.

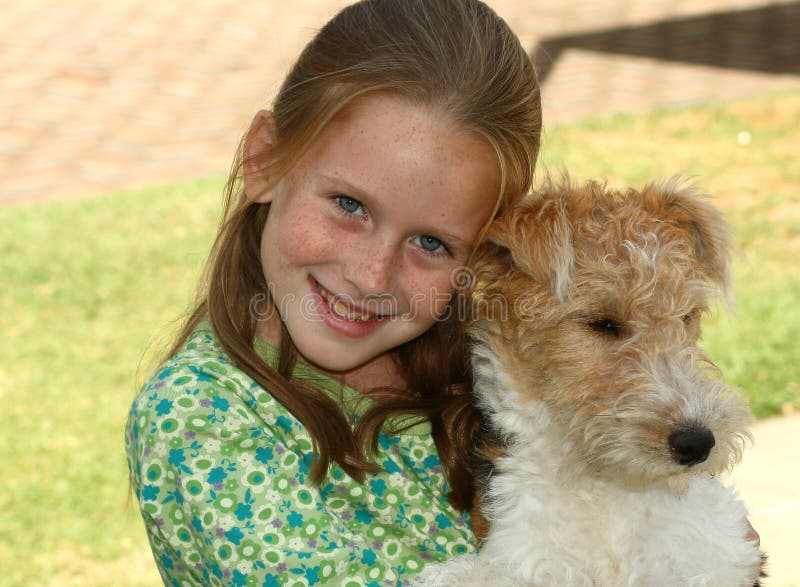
131;319;302;442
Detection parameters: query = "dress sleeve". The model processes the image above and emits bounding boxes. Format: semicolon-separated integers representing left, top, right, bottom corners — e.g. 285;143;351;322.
126;361;375;586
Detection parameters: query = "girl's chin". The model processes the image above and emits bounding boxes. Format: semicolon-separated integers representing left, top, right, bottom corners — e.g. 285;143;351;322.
293;342;374;377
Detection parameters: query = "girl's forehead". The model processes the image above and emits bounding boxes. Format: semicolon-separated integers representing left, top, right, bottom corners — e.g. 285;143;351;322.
301;94;500;207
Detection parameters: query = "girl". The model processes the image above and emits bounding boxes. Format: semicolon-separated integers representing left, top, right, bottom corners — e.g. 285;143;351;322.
126;0;541;584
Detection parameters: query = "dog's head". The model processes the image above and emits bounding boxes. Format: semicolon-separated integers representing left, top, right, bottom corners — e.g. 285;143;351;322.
469;176;752;490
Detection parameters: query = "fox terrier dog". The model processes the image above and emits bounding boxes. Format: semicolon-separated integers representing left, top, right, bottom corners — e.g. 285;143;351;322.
412;178;764;586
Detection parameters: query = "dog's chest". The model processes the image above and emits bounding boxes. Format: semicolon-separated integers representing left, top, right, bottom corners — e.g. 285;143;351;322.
482;462;759;585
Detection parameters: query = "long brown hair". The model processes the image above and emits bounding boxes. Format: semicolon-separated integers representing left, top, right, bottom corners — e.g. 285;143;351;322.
163;0;541;510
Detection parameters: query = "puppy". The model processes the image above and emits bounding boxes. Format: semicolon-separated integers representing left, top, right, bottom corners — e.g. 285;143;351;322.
412;177;764;586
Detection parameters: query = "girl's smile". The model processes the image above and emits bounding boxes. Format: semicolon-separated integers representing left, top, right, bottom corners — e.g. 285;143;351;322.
309;275;391;339
246;93;500;384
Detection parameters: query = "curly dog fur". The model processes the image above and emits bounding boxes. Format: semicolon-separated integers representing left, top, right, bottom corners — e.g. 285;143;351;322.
412;177;764;586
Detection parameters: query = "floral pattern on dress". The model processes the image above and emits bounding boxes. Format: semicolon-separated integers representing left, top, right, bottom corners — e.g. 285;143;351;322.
126;321;475;586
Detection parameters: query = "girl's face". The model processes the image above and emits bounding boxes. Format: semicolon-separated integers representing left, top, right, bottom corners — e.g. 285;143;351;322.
246;94;499;378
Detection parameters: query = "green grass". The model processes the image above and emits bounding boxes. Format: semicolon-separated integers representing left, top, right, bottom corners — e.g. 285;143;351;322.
0;177;225;586
1;90;798;585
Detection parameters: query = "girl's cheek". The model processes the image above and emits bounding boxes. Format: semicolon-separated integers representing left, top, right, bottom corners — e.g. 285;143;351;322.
281;208;340;261
404;268;455;317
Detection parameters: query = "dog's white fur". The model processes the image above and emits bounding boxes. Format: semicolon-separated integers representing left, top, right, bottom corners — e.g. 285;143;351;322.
413;348;761;586
409;179;762;586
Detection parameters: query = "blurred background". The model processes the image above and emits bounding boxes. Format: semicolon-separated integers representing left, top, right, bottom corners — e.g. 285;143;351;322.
1;0;798;585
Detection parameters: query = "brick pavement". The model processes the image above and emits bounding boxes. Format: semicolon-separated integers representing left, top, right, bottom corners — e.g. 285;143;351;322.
1;0;799;204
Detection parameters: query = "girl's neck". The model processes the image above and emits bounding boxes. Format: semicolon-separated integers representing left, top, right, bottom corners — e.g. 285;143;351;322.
253;316;407;393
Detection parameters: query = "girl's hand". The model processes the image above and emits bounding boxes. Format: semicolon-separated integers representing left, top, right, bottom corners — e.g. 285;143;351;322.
745;518;766;586
745;518;760;546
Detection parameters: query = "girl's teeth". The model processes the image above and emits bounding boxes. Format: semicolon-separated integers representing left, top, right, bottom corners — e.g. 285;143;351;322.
323;289;377;322
331;300;354;319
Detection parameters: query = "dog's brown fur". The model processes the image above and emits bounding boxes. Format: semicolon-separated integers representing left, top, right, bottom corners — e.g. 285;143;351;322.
468;177;745;487
463;176;764;581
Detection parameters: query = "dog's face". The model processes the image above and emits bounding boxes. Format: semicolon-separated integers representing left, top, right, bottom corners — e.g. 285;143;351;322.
470;178;752;490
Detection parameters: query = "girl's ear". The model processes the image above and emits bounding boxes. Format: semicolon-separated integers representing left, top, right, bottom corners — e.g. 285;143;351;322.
243;110;277;203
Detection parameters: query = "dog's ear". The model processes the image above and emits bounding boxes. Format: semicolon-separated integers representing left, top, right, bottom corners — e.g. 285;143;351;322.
479;193;574;298
648;179;733;298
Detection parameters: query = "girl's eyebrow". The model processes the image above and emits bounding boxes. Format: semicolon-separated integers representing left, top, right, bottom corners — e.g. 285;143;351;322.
318;173;374;204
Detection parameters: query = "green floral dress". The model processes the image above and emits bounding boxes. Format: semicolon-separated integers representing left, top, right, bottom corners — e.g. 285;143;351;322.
125;320;476;586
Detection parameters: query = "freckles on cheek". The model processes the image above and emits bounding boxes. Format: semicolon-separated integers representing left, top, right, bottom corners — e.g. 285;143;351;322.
405;273;454;317
281;219;335;262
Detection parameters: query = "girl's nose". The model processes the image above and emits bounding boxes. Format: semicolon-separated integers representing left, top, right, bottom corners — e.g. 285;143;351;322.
344;241;398;296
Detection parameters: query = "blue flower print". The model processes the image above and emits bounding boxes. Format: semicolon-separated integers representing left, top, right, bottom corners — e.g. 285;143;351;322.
435;513;453;529
255;446;274;464
275;415;293;433
382;458;401;474
225;526;244;545
422;454;441;469
235;502;253;521
361;549;377;566
188;365;214;382
211;395;230;412
207;466;227;484
369;479;387;497
155;398;174;416
305;566;320;585
142;485;160;501
355;509;373;524
287;511;304;528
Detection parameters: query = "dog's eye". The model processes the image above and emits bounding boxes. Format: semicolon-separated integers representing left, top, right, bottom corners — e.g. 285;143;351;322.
682;309;701;326
587;318;623;337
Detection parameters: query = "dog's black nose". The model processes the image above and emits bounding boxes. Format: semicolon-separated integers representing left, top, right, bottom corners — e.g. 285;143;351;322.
668;427;715;466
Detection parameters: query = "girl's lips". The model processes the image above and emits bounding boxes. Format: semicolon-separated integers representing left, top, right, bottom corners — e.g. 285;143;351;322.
314;279;382;321
308;276;390;339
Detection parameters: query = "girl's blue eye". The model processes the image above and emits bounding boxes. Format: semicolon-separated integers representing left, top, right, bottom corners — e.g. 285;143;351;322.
415;235;447;254
335;195;365;216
